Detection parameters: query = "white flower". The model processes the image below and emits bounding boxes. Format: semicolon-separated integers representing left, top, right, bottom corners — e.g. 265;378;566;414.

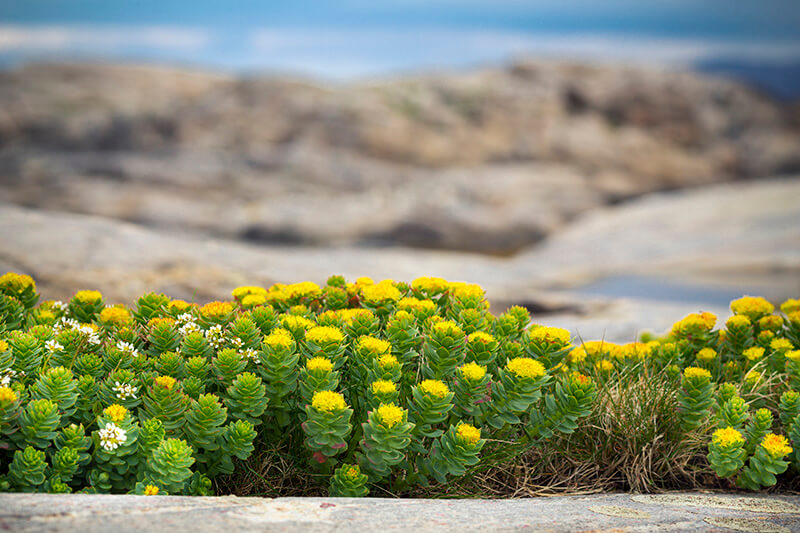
205;324;225;349
177;313;196;324
242;348;258;361
98;422;127;451
112;381;138;400
55;317;80;331
231;337;244;348
116;341;140;358
45;339;65;353
0;369;16;387
179;322;201;337
53;300;67;311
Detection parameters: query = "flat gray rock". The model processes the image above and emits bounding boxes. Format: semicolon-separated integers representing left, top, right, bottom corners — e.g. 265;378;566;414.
2;492;800;532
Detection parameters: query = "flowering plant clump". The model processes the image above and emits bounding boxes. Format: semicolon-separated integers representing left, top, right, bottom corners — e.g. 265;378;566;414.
1;272;799;496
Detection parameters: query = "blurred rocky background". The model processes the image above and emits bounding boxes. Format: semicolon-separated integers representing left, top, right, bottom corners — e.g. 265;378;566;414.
1;1;799;341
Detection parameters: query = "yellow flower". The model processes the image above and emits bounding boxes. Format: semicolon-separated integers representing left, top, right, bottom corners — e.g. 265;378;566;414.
0;340;9;352
759;315;784;331
790;311;800;327
355;277;375;286
731;296;774;321
571;371;591;386
761;433;792;458
154;376;177;390
311;390;347;413
460;362;487;382
696;348;717;362
683;367;712;381
306;357;333;373
375;403;404;428
169;299;192;312
398;297;436;313
148;317;175;329
621;342;651;360
770;338;793;352
781;298;800;315
745;370;761;385
432;320;463;337
241;294;267;307
726;315;752;329
285;281;322;300
200;301;233;318
338;308;375;324
595;359;614;372
371;380;397;395
449;282;484;300
568;346;588;364
412;276;449;294
456;423;481;445
144;485;160;496
264;328;294;349
281;315;316;331
671;312;715;336
361;281;402;304
305;326;345;345
343;465;361;481
712;427;744;447
743;347;765;361
99;306;132;326
392;310;414;322
468;331;496;345
0;386;18;403
357;336;391;356
378;353;400;369
506;357;546;379
74;290;103;304
580;341;622;359
0;272;35;293
104;404;128;423
419;379;450;399
528;326;571;346
232;286;267;300
786;350;800;362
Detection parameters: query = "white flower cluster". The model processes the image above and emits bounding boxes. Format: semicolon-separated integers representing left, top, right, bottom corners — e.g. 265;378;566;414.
205;324;225;349
241;348;259;362
51;300;68;312
45;339;65;353
231;337;244;348
98;422;127;451
78;325;102;346
55;317;80;332
112;381;138;400
115;340;140;358
177;312;201;337
54;317;101;345
0;369;21;387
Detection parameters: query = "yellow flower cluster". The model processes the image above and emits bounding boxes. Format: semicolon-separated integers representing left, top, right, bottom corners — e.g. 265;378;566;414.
144;485;160;496
0;272;35;292
432;320;463;337
74;290;103;304
712;427;744;447
419;379;450;399
154;375;177;390
361;281;402;304
274;281;322;302
242;294;266;307
671;312;716;336
782;298;800;315
745;370;762;385
306;357;333;373
683;367;712;381
0;386;18;403
282;315;316;331
398;297;436;313
232;286;267;300
378;353;400;369
595;359;614;372
731;296;775;320
376;403;404;428
726;315;752;329
200;301;233;318
264;328;294;349
0;340;10;352
99;306;132;326
371;380;397;395
449;282;484;300
311;390;347;413
507;357;546;379
460;362;487;381
759;315;784;331
343;465;361;481
761;433;792;458
468;331;496;345
770;338;793;352
528;326;571;346
169;299;192;312
412;276;449;294
147;317;175;329
305;326;344;345
696;347;717;362
358;336;391;356
786;350;800;363
456;423;481;445
620;342;651;360
104;404;128;423
743;347;765;361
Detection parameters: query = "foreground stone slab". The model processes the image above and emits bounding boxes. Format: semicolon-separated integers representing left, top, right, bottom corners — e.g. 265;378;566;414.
2;492;800;532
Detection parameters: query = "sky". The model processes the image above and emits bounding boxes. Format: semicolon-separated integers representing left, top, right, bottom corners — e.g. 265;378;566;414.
1;1;799;78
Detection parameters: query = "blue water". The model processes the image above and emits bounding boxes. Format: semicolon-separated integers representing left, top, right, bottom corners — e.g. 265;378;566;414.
1;1;799;82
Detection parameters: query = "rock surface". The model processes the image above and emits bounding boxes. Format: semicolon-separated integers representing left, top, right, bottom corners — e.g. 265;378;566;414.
1;178;798;342
2;492;800;532
1;61;799;254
